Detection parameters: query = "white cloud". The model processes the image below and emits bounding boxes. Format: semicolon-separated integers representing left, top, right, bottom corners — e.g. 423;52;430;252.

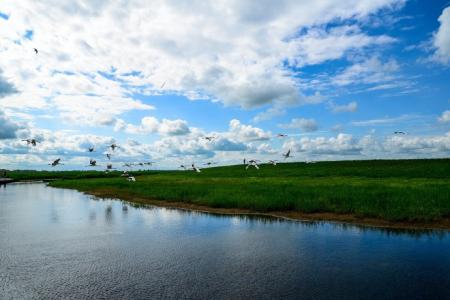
228;119;272;142
329;101;358;113
121;116;190;136
0;110;22;139
438;110;450;123
0;69;17;98
284;133;364;155
0;0;402;120
279;118;318;132
332;57;399;86
432;6;450;64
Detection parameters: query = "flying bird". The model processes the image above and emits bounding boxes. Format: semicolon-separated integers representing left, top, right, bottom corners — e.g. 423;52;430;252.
283;149;293;160
49;158;62;167
22;139;39;146
110;143;119;151
105;163;115;171
127;176;136;182
191;163;201;173
123;163;133;168
246;159;260;170
87;159;98;167
88;147;95;152
276;133;288;138
203;162;217;166
204;136;215;142
179;165;187;170
33;48;38;55
106;153;112;160
160;81;167;89
268;160;278;165
394;131;406;135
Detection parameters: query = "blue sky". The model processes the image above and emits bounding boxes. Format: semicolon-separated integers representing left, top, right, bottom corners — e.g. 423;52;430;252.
0;0;449;170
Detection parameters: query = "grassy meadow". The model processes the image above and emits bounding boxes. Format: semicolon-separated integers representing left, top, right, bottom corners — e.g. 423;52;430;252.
42;158;450;225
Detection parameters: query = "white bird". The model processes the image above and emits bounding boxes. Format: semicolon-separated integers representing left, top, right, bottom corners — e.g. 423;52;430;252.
23;139;39;146
127;176;136;182
192;163;201;173
246;159;260;170
121;171;129;177
49;158;63;167
282;149;293;160
268;160;278;165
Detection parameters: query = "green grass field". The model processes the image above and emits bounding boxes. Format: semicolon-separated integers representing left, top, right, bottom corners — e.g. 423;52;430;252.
40;159;450;224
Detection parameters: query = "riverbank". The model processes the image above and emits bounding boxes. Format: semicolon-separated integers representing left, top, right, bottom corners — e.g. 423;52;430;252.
48;159;450;230
71;189;450;230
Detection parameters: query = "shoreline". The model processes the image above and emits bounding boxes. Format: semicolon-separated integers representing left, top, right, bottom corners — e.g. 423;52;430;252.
79;189;450;231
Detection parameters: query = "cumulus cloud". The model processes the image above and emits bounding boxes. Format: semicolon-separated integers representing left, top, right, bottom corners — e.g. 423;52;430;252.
432;6;450;64
0;110;21;139
438;110;450;123
0;70;17;98
120;116;190;136
228;119;272;142
284;133;364;155
0;0;402;121
332;57;399;87
283;132;450;157
279;118;318;132
329;101;358;113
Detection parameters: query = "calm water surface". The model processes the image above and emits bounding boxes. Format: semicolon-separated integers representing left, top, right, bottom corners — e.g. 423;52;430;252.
1;183;450;299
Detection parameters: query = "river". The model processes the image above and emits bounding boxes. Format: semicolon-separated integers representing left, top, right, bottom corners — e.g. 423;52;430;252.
1;182;449;299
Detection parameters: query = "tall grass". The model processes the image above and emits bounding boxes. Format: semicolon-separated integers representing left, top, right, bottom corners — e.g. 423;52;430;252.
48;159;450;223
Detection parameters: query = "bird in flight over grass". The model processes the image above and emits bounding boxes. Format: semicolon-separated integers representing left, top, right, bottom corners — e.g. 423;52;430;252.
105;164;115;172
127;176;136;182
49;158;62;167
268;160;278;165
33;48;38;55
203;162;217;166
246;159;260;170
283;149;293;160
192;163;201;173
22;139;39;146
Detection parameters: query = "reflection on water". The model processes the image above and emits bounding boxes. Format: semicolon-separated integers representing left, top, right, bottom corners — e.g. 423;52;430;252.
1;182;450;299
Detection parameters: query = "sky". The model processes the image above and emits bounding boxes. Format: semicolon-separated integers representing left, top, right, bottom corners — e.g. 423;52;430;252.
0;0;449;170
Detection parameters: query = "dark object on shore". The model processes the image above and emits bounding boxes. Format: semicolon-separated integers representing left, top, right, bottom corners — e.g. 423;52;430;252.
0;178;14;185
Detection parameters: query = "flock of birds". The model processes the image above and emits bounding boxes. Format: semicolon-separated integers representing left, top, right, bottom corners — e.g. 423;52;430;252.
20;48;408;181
21;133;296;181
